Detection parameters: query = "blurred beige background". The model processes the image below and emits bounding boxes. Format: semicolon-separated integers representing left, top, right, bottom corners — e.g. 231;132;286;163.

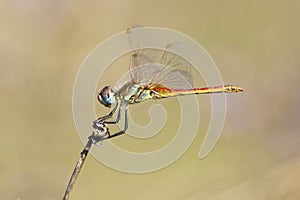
1;0;300;199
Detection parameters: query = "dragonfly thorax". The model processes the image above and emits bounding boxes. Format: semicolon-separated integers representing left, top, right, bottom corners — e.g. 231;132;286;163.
97;86;117;108
119;83;158;104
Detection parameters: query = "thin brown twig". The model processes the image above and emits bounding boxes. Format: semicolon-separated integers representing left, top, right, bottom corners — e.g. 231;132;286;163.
62;121;110;200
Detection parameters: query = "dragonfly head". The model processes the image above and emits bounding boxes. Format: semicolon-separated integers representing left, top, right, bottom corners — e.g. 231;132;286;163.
97;86;116;108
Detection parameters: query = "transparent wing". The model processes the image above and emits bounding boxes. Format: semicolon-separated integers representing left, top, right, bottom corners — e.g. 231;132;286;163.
127;25;159;82
127;26;193;89
151;42;193;89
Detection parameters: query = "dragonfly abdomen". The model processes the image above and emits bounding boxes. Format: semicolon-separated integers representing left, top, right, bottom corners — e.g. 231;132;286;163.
124;84;244;103
172;84;244;96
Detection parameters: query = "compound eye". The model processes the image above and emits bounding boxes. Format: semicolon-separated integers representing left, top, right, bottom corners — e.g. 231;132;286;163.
101;87;110;97
97;86;115;107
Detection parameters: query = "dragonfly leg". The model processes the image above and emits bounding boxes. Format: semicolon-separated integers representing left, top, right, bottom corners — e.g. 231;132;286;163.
93;101;119;138
95;100;119;123
105;101;122;124
107;103;128;139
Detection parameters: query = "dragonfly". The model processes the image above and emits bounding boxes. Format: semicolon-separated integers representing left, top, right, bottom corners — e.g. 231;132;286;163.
94;26;244;139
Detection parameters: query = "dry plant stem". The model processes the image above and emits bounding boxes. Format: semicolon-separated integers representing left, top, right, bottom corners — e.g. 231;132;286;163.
62;137;93;200
63;121;109;200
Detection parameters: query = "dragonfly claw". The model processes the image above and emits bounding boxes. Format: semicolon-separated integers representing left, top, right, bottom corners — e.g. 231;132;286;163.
91;120;110;143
